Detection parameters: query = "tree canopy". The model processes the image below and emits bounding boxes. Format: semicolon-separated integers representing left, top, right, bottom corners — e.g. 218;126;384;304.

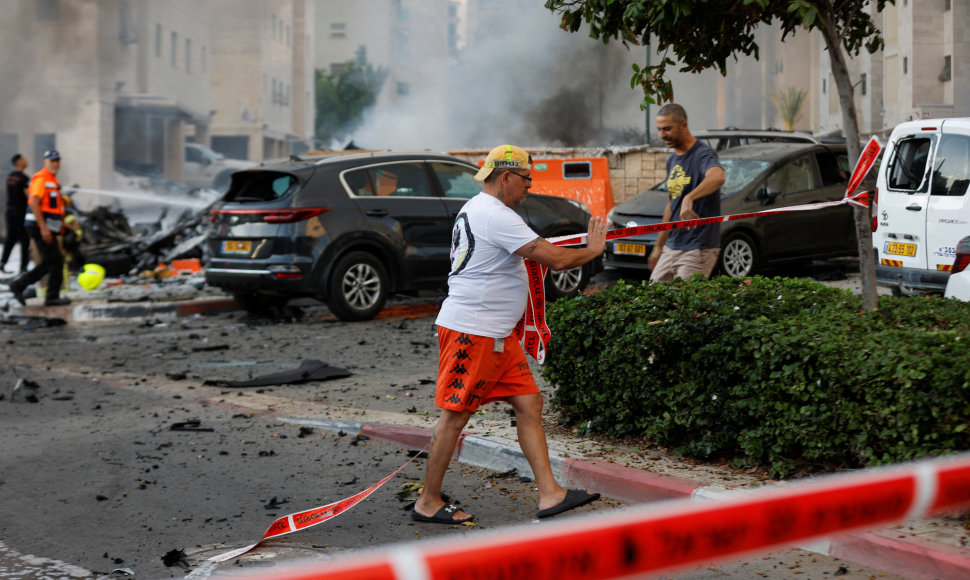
315;46;387;147
546;0;890;108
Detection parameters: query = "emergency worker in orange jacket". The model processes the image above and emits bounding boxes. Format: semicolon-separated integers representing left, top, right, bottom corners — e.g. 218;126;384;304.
7;150;71;306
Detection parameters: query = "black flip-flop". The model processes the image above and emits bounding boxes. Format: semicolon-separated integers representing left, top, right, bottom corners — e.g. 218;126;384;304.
411;503;474;524
537;489;600;519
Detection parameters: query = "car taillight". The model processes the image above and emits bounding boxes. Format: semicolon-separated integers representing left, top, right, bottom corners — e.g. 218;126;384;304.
871;186;878;232
210;207;329;224
268;264;303;279
953;247;970;274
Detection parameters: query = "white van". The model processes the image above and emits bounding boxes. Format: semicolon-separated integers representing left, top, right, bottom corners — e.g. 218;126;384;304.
874;118;970;295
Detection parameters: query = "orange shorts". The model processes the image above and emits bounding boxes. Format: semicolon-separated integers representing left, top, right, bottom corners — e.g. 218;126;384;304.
435;326;539;413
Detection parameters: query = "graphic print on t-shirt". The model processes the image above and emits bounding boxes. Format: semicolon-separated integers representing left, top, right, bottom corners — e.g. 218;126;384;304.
666;165;692;200
450;212;475;275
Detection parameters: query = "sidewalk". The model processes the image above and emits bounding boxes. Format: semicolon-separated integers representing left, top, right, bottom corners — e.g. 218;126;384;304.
270;414;970;580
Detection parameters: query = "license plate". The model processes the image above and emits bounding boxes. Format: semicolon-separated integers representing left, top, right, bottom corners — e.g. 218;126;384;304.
614;242;647;256
222;240;252;255
884;241;917;257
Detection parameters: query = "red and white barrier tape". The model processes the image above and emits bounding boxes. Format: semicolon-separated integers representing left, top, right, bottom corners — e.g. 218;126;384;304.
217;451;970;580
548;189;872;248
209;443;429;562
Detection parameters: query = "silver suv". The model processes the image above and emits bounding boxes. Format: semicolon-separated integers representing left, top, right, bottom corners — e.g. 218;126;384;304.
694;129;820;152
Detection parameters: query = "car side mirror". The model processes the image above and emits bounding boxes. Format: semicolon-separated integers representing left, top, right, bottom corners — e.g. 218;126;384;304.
758;186;780;206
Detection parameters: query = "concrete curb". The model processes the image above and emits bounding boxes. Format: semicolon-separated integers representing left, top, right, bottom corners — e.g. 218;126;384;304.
283;417;970;580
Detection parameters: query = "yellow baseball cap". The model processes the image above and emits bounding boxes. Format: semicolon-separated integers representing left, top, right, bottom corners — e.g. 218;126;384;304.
474;144;532;181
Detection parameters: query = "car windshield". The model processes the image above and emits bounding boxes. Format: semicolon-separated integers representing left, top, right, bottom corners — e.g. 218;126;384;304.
651;158;772;195
720;159;773;194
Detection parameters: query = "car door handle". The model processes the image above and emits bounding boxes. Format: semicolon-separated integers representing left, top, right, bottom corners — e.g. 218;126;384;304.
906;203;922;211
365;209;389;217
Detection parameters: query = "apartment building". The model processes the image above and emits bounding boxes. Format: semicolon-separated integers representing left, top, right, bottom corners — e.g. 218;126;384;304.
0;0;313;204
816;0;969;137
209;0;315;161
0;0;210;192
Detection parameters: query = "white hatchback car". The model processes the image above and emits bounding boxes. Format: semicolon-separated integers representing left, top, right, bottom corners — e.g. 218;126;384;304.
944;235;970;300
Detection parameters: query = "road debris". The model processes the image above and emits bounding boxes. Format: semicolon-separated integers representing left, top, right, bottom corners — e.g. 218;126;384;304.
202;359;351;388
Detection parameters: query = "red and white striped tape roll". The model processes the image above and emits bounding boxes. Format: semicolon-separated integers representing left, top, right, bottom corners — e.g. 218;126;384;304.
216;451;970;580
209;444;428;562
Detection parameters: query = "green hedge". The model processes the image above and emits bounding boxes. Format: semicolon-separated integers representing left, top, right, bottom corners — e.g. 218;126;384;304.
542;276;970;477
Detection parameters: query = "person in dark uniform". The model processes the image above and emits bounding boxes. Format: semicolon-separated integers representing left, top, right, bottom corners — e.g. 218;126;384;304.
1;154;30;274
7;150;71;306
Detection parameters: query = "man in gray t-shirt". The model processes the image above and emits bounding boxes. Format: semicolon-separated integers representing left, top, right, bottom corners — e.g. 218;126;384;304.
649;103;726;282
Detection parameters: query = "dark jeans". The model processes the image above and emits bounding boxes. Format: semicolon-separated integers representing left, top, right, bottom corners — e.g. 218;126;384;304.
1;206;28;270
17;226;64;299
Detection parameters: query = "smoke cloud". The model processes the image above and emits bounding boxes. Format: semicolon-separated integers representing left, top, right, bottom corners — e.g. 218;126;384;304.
347;1;649;150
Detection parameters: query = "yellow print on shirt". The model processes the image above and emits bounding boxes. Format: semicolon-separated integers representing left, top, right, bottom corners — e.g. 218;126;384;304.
667;165;692;199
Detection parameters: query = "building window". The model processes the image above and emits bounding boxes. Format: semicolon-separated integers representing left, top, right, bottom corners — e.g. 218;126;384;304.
397;82;410;96
397;0;409;21
119;1;138;44
155;24;162;57
36;0;58;21
940;55;952;81
331;22;346;38
860;73;867;96
171;31;178;67
286;25;291;46
822;78;826;94
34;133;56;167
945;0;951;10
185;38;191;73
903;56;908;74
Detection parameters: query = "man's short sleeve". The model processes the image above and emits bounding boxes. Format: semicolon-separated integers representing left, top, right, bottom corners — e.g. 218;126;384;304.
486;206;539;254
28;175;45;200
697;144;721;175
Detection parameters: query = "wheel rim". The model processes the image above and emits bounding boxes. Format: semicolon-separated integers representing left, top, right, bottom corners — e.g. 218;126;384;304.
550;267;583;294
341;263;382;310
722;238;754;277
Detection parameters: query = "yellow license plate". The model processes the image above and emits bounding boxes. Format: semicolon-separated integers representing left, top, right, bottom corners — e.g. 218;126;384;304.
222;240;252;255
884;241;917;257
614;242;647;256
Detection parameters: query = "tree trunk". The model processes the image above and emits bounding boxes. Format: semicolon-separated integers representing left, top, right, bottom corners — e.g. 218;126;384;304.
818;4;879;311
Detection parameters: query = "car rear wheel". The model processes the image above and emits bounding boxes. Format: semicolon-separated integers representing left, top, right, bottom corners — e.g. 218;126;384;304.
545;263;591;300
327;251;389;321
719;232;758;277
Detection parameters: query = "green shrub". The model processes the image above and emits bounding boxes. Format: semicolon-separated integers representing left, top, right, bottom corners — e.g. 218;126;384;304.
542;276;970;477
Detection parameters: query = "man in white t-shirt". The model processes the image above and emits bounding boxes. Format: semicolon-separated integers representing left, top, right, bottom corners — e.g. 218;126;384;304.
412;145;607;524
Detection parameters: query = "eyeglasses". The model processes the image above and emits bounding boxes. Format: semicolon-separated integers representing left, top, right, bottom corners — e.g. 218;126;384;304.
508;171;532;184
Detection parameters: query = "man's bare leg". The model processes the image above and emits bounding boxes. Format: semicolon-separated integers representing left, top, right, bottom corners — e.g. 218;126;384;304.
415;408;473;521
508;393;567;511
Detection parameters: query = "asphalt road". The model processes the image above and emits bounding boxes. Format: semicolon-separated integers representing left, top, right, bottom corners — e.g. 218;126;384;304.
0;271;907;580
